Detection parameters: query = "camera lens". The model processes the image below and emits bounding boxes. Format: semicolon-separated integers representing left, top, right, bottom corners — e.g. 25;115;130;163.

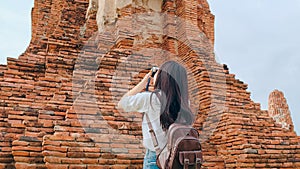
151;67;159;77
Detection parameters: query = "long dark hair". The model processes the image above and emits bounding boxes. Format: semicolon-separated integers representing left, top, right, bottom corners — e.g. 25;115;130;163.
151;61;194;130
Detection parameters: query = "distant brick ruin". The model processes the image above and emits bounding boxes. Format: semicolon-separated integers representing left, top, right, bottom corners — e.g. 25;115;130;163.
0;0;299;168
268;90;294;132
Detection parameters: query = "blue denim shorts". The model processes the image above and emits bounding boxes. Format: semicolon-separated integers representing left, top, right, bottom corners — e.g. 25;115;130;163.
143;149;159;169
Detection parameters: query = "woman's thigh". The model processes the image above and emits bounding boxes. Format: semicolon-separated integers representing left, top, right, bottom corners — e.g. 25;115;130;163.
143;149;159;169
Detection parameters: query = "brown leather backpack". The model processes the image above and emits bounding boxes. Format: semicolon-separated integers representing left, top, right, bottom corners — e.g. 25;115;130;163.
146;115;203;169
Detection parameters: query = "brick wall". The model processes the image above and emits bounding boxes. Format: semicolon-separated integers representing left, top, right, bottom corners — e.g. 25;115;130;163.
268;90;294;132
0;0;299;169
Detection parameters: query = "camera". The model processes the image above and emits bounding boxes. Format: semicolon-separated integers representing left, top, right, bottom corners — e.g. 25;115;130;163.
151;67;159;77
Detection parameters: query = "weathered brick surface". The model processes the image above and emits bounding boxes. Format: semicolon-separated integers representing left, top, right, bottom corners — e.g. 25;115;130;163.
268;89;294;131
0;0;300;168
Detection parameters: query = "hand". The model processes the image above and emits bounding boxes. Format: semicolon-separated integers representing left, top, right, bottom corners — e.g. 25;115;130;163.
140;71;152;86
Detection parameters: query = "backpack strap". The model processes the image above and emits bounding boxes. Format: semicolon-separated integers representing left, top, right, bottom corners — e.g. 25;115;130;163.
144;89;162;155
145;113;161;154
196;152;201;169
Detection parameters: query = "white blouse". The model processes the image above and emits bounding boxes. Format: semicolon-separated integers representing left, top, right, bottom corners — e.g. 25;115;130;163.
118;91;167;151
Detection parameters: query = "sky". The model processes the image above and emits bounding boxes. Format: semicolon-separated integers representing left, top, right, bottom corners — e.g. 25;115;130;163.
0;0;299;134
0;1;33;62
207;0;300;135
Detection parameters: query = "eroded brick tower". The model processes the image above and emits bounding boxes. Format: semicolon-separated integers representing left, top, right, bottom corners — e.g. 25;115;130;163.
0;0;299;168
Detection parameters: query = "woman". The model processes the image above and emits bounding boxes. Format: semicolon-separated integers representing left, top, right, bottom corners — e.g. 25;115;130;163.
118;60;194;169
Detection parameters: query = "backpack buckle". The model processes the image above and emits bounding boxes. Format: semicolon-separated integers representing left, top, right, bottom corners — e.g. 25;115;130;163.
184;159;189;164
184;159;189;169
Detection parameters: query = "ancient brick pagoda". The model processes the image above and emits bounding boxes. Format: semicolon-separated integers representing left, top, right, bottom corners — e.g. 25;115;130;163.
0;0;299;168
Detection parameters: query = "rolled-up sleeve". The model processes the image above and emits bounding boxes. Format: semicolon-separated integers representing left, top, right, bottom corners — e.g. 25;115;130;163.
118;92;151;113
